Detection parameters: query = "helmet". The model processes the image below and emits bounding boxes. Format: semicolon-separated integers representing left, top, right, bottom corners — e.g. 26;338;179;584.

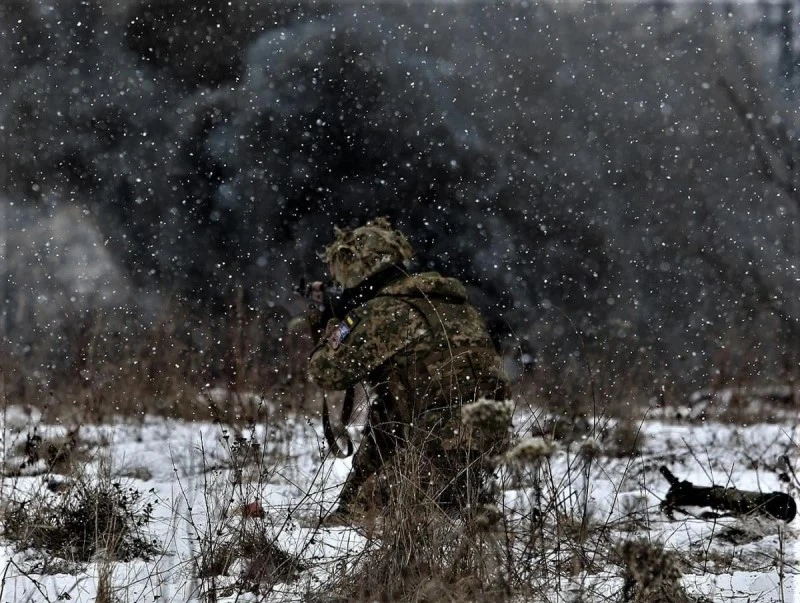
323;217;415;289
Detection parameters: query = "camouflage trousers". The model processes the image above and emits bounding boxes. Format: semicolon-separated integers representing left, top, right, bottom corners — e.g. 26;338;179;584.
336;404;510;515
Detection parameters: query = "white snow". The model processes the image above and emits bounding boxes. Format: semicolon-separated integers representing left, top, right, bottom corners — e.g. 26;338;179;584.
0;399;797;602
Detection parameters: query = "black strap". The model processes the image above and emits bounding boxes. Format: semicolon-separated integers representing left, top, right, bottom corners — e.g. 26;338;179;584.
341;383;355;426
318;266;412;459
322;387;355;458
333;263;411;315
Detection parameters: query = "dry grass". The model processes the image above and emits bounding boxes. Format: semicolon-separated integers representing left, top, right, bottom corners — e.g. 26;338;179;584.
0;295;321;426
615;539;691;603
1;310;797;602
315;428;693;603
323;446;513;602
172;420;311;601
1;458;159;569
196;519;307;598
0;384;787;601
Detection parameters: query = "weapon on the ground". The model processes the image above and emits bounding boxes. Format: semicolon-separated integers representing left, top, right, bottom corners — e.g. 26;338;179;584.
659;466;797;522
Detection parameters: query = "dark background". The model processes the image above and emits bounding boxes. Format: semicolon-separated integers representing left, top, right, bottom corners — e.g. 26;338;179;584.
2;0;799;404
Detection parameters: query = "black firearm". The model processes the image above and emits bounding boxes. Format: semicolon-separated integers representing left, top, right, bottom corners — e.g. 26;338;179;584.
295;263;411;328
294;277;347;330
660;466;797;522
293;264;411;459
294;277;354;458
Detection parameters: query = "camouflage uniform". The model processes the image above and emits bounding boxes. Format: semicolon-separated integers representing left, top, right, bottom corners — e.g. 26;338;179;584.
307;219;510;516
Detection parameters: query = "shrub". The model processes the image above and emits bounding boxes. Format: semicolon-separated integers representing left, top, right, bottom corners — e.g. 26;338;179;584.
3;475;159;564
197;520;306;597
616;539;690;603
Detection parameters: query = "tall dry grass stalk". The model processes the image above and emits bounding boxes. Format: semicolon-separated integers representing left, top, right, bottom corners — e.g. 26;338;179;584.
0;291;324;425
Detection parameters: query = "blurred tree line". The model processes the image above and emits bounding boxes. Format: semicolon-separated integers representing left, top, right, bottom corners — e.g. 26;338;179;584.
1;0;799;402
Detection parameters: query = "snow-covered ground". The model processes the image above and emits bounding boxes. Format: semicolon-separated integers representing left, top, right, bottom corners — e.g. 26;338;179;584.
0;398;797;602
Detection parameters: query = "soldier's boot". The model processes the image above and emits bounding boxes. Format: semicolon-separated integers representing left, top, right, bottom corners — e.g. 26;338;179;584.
321;507;353;527
322;474;364;526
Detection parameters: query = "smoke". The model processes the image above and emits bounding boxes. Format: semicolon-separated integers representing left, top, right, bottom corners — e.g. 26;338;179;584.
1;0;798;388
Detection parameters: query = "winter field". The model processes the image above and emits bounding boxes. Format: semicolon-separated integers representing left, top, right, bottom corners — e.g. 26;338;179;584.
0;388;797;603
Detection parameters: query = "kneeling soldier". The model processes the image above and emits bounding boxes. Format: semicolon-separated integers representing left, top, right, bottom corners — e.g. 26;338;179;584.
307;218;511;522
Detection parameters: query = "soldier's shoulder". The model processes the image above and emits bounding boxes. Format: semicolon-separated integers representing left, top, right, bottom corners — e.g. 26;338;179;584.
379;272;468;301
341;297;426;341
344;296;429;345
356;294;422;319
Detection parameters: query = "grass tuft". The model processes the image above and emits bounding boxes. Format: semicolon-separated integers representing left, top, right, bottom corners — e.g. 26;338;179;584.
2;467;159;566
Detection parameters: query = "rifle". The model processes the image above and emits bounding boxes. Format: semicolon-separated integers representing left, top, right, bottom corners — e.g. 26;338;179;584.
295;263;410;330
660;466;796;522
294;265;411;459
293;277;346;334
294;277;355;459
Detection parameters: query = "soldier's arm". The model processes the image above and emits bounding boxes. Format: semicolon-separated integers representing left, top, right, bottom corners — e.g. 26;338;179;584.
308;298;428;390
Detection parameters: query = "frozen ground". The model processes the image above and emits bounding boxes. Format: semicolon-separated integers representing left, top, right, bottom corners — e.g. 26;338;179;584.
0;396;797;602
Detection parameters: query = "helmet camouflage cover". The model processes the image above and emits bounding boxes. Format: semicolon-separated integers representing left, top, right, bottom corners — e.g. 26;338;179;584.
323;217;415;289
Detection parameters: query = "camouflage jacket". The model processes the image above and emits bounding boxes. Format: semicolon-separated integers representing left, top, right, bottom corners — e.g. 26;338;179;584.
308;272;508;420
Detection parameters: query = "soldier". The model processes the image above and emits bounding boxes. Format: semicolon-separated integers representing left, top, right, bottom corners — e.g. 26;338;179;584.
306;218;510;523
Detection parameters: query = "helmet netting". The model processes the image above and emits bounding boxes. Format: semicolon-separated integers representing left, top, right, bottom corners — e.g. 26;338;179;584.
324;218;414;288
